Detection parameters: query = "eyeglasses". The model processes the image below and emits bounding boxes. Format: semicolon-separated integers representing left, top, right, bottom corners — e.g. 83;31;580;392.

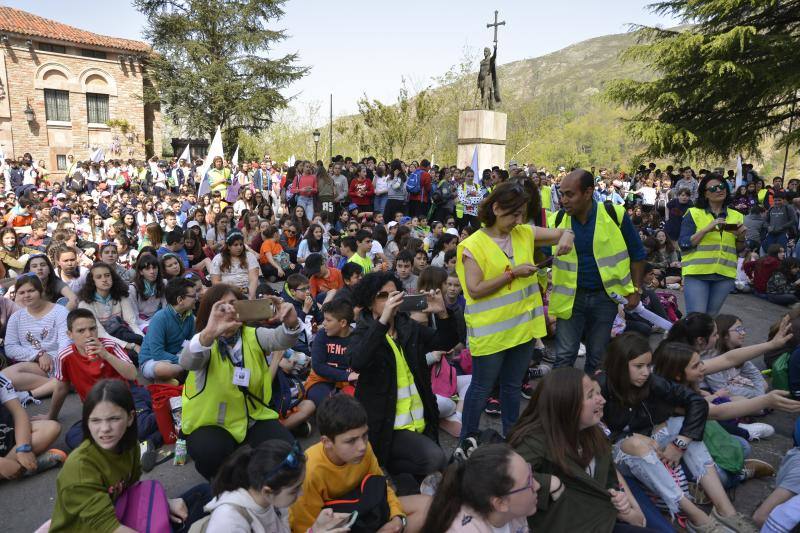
707;184;726;193
295;286;310;292
182;292;197;300
506;465;536;496
263;441;304;481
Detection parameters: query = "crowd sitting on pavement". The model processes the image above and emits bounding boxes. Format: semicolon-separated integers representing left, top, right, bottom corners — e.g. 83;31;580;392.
2;151;800;532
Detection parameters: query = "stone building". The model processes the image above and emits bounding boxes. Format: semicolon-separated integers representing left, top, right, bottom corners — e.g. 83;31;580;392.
0;6;161;179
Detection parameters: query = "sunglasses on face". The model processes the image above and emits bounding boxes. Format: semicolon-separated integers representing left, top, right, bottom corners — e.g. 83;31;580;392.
731;325;747;335
376;291;390;300
707;184;726;193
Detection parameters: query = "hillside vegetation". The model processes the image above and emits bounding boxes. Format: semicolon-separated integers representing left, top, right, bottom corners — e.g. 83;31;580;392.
240;30;798;176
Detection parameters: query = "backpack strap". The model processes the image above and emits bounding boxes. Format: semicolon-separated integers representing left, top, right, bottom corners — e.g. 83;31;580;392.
555;201;621;229
554;209;566;228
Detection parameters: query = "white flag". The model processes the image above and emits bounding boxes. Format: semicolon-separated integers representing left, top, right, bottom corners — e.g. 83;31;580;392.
197;125;224;197
177;142;190;163
90;147;105;163
231;145;239;169
735;155;743;189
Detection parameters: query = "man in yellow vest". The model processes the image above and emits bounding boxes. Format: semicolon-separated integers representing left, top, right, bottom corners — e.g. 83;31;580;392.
551;169;647;375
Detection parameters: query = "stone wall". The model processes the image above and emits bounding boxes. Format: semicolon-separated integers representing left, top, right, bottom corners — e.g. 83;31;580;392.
0;36;160;179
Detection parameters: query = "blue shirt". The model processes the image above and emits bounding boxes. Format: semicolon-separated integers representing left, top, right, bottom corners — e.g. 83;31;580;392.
138;305;195;365
157;245;189;268
572;201;646;290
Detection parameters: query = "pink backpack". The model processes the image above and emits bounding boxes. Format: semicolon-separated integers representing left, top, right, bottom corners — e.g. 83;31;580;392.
115;480;172;533
431;357;458;397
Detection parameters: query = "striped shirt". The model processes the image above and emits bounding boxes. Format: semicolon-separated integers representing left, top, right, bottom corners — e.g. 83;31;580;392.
5;304;70;363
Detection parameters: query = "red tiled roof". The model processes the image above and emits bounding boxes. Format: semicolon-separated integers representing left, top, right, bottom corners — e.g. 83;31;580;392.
0;6;150;53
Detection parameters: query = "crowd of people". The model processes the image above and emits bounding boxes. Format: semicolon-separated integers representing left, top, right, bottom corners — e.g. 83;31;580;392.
2;151;800;532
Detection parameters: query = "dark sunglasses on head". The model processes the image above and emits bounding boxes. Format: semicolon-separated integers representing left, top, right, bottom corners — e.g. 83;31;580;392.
263;441;304;481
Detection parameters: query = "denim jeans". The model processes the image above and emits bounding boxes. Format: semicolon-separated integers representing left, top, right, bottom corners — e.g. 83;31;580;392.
374;194;388;216
296;195;314;221
614;417;714;516
554;288;618;375
683;275;735;316
459;340;533;440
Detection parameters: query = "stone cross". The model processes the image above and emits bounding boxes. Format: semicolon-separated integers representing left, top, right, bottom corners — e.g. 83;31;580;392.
486;10;505;45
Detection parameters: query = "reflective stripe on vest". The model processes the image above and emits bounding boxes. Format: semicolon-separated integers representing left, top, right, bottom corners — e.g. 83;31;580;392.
388;334;425;433
456;224;546;356
181;327;277;443
682;207;742;278
549;202;634;320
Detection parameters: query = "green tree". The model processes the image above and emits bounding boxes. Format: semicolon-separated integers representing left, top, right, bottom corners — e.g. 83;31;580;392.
356;80;439;160
135;0;307;153
604;0;800;161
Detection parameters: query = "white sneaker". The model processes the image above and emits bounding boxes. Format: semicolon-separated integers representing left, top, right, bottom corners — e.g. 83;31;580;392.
578;343;586;357
739;422;775;440
666;283;681;290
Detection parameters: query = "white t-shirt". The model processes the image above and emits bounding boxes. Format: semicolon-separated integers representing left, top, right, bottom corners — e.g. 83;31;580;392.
638;186;656;206
209;251;259;292
368;240;384;260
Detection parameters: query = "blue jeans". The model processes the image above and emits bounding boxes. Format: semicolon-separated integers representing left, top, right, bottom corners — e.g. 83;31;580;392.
296;195;314;221
459;340;533;440
554;288;618;375
683;276;735;316
764;232;788;255
374;194;388;216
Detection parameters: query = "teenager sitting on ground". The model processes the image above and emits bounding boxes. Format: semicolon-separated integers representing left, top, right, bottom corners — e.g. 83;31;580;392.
305;300;357;407
77;262;144;355
203;439;351;533
137;277;196;383
0;372;64;481
289;394;430;533
421;443;538;533
3;274;70;399
507;368;648;532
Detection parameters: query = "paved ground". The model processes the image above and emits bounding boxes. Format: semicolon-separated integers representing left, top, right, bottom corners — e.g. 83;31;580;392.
1;291;793;532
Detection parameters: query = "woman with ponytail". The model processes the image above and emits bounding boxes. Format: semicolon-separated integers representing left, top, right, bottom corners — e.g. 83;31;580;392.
203;439;350;533
421;443;537;533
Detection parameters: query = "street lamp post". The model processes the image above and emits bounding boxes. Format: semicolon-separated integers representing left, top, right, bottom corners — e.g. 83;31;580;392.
313;129;321;162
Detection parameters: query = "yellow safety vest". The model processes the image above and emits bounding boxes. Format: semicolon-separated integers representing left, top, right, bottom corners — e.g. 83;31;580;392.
387;335;425;433
541;185;552;213
757;189;767;203
550;203;634;319
456;224;546;356
682;207;742;278
182;327;277;443
207;167;231;194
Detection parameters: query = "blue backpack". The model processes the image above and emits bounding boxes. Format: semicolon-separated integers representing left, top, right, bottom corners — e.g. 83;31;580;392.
406;170;422;194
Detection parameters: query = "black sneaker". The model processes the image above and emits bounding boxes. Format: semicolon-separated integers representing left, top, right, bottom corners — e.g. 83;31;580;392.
140;440;157;473
484;397;501;416
452;436;478;463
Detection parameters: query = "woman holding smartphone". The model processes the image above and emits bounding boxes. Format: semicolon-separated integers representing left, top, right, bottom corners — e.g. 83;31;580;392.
679;173;746;315
455;181;573;453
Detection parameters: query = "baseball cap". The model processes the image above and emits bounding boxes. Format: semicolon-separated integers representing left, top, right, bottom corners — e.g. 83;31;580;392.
348;203;358;212
304;253;324;276
387;221;398;229
101;191;111;197
55;193;67;199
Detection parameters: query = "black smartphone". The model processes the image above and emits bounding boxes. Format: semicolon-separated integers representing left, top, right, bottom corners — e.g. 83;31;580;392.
535;256;554;269
398;293;427;312
721;223;740;232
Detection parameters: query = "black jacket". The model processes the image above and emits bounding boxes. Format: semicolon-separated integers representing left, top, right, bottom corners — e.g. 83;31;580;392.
348;311;440;466
597;372;708;443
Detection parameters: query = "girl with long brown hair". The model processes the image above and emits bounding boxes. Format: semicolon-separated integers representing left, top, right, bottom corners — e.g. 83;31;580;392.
208;231;260;299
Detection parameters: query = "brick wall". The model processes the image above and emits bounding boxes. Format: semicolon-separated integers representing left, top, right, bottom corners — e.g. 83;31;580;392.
0;36;160;179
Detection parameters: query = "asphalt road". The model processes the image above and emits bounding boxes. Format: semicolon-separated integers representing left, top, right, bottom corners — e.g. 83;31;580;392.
1;292;793;532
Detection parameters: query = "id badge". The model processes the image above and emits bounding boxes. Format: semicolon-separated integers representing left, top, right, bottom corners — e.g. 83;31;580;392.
232;367;251;387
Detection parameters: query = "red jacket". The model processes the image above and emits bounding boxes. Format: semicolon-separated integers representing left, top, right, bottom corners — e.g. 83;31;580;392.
349;177;374;206
290;174;318;197
409;169;432;202
743;256;780;293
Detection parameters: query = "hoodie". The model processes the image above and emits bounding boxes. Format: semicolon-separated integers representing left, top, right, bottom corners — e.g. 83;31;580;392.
204;488;290;533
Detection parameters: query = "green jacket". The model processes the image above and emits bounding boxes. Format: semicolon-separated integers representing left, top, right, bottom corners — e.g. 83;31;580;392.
513;431;618;533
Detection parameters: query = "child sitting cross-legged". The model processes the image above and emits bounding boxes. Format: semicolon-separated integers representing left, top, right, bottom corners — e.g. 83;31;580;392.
305;300;358;407
289;394;430;533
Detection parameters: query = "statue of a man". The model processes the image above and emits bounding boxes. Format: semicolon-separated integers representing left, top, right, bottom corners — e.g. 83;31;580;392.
478;45;501;110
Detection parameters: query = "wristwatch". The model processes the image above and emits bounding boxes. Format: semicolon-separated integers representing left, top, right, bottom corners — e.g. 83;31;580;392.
15;444;32;454
672;436;689;451
393;515;407;531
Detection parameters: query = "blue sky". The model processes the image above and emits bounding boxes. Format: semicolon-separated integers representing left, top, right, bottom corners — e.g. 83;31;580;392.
6;0;680;116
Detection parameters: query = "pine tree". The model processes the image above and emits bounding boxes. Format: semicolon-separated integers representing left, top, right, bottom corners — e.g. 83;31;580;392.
135;0;306;149
604;0;800;161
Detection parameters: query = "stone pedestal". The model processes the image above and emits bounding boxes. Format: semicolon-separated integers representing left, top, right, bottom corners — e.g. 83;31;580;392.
456;109;507;171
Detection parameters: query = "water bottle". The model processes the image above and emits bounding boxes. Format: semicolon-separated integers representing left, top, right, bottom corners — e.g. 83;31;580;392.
173;438;187;466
